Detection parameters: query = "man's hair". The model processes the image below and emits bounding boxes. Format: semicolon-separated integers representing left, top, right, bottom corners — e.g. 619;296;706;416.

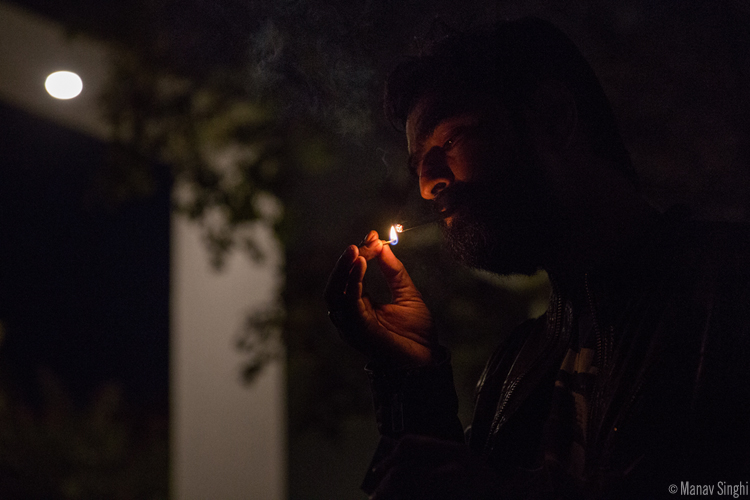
384;17;636;183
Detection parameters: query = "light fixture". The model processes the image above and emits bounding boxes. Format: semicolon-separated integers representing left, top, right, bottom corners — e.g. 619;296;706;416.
45;71;83;99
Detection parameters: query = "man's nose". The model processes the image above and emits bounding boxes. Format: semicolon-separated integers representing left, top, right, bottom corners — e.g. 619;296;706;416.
419;147;454;200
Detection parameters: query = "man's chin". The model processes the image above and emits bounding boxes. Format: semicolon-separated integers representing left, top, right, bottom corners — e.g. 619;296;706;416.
440;218;545;276
440;217;494;270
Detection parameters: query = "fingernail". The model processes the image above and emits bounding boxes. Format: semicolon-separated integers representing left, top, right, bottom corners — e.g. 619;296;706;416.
359;232;375;246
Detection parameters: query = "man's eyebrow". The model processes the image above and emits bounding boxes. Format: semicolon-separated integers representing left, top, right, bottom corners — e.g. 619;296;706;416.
407;107;450;177
415;110;445;145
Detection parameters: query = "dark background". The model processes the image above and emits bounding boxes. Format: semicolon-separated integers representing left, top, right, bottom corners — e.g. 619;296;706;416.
2;1;749;499
0;102;170;410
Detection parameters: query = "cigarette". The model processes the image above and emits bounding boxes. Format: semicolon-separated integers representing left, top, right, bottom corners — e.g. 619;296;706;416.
395;211;449;233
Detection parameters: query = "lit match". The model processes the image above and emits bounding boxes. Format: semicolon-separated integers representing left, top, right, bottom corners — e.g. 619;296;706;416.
384;225;399;245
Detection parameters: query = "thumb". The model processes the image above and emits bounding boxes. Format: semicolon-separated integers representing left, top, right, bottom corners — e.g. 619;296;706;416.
377;244;421;300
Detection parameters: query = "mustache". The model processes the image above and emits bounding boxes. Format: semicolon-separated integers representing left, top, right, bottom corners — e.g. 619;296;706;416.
433;183;465;215
433;182;486;216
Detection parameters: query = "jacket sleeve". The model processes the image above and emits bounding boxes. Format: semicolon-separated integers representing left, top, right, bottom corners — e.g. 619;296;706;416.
360;346;466;495
364;346;465;442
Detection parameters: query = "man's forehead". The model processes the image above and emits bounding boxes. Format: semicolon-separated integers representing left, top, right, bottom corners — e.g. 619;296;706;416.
406;96;451;151
406;95;489;151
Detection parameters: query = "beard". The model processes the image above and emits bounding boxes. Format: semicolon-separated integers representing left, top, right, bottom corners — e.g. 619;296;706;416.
436;155;562;276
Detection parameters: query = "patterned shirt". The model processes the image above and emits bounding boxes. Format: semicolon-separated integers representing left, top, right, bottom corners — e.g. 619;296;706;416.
542;302;598;486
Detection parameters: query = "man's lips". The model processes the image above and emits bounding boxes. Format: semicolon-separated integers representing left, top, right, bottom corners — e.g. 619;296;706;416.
433;202;459;229
433;189;462;220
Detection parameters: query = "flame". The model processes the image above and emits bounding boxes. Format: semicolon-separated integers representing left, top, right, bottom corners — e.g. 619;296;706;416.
389;225;399;245
395;224;404;233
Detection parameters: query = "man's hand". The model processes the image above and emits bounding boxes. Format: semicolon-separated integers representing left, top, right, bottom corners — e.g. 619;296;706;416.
324;230;437;368
369;435;499;500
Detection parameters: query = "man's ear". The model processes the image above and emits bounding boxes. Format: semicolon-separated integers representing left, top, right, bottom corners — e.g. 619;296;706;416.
523;80;578;152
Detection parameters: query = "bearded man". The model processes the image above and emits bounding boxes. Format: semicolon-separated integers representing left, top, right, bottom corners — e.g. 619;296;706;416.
325;17;750;499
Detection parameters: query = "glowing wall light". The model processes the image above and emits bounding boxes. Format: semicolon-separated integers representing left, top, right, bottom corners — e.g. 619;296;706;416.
45;71;83;99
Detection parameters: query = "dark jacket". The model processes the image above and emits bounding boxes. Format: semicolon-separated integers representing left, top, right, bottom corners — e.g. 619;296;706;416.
365;212;750;498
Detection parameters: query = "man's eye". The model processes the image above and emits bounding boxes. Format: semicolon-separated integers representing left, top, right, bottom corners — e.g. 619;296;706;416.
443;129;465;151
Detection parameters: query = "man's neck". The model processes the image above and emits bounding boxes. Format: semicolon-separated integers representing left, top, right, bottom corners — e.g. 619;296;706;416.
542;159;660;294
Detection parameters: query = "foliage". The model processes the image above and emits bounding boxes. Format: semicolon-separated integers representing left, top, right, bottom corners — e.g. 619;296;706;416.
0;344;167;499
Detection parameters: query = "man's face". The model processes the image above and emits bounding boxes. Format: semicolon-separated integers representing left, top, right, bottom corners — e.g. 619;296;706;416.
405;96;562;275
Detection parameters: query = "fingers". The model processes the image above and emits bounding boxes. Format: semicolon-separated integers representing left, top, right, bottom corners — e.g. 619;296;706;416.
324;231;383;312
325;233;379;338
358;230;385;261
345;255;367;306
350;230;421;303
376;243;420;300
325;230;420;311
324;245;358;311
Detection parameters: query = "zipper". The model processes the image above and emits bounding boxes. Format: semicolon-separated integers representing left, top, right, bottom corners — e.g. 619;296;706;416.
585;272;615;463
585;272;610;372
482;286;565;458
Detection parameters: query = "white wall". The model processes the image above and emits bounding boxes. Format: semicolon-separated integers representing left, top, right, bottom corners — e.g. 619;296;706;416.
0;4;287;497
171;215;286;500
